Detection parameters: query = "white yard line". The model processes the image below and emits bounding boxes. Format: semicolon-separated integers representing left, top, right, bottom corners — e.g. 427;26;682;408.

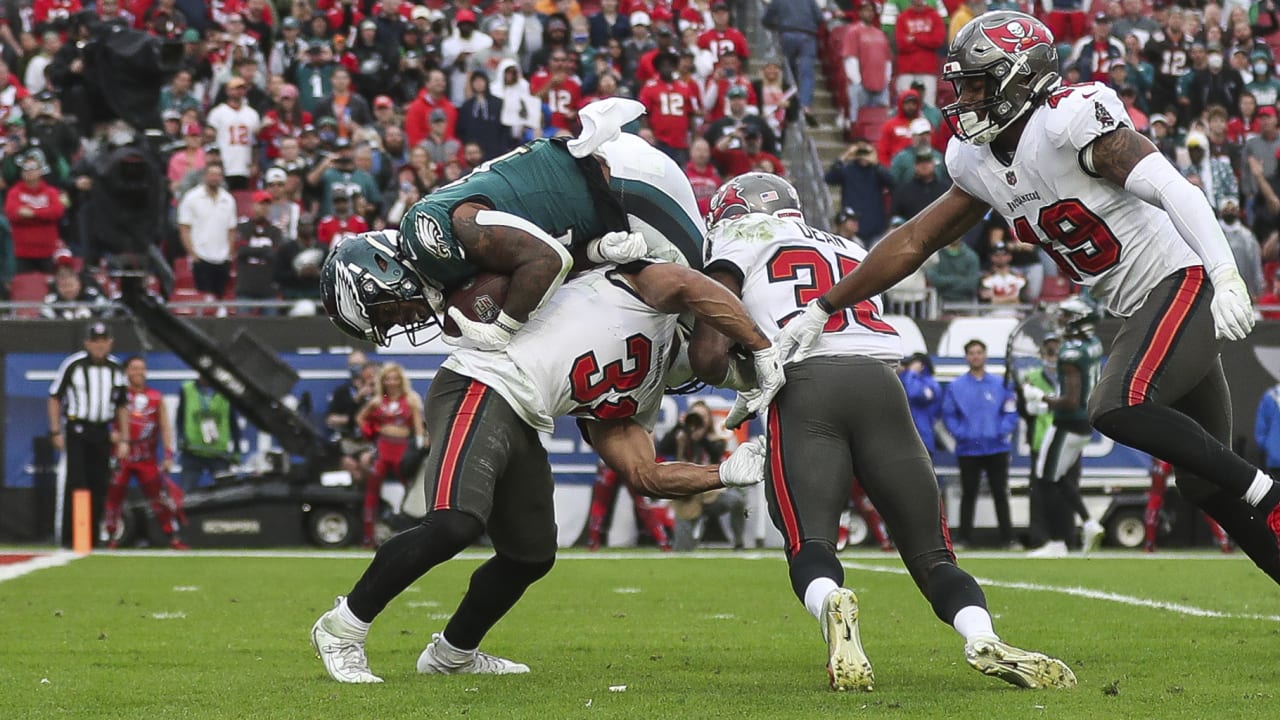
0;551;80;584
841;560;1280;622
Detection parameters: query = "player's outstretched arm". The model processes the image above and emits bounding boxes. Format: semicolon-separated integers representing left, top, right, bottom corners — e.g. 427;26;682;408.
686;268;750;389
451;202;572;323
585;419;766;497
627;262;770;353
1096;127;1255;340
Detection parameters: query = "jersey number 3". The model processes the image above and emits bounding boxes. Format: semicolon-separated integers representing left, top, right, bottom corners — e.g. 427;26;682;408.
1012;199;1122;281
767;247;895;334
570;334;653;420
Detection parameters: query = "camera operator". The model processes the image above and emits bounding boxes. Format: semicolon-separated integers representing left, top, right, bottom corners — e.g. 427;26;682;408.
656;401;747;551
26;91;77;185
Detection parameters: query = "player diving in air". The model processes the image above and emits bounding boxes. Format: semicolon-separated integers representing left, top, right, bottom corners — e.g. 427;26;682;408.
775;11;1280;584
689;172;1076;691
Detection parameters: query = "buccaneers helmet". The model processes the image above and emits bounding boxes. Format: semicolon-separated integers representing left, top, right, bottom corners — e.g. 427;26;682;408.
942;11;1060;145
319;230;438;346
706;172;805;228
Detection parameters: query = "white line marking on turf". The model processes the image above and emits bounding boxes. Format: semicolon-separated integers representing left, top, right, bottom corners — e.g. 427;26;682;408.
172;585;200;592
0;551;80;584
612;587;642;594
150;612;186;620
841;560;1280;623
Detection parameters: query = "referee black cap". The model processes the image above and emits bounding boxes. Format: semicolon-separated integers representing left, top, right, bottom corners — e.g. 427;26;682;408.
85;322;112;341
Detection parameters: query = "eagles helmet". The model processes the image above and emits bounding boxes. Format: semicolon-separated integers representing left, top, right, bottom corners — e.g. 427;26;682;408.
941;11;1060;145
319;230;438;346
1057;295;1101;338
706;172;805;228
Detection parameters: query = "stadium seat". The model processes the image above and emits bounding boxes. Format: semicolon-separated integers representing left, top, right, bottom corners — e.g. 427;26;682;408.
883;314;928;356
173;256;195;291
1038;275;1076;304
9;271;49;318
231;190;255;219
935;316;1021;358
853;105;889;143
167;287;208;317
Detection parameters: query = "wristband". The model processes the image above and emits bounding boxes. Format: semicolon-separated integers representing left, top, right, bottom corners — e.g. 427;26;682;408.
494;311;524;336
815;296;836;315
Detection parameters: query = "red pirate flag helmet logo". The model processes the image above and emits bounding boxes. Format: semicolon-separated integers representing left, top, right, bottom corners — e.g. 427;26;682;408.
706;179;751;227
981;17;1053;54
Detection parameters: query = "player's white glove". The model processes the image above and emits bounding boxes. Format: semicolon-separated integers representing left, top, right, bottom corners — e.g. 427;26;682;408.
1209;265;1255;341
718;438;767;488
442;308;524;351
1021;385;1049;416
725;347;786;429
424;285;445;317
586;231;648;264
773;299;830;364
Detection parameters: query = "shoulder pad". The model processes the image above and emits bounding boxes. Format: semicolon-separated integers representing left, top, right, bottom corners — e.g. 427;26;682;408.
1042;83;1129;152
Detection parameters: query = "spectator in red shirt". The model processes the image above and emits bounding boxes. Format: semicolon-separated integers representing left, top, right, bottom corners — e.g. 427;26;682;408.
711;125;784;178
6;151;64;274
316;186;369;247
684;137;722;217
327;0;365;35
1258;266;1280;321
259;84;311;161
404;68;457;148
634;22;680;86
842;2;893;126
876;88;925;170
529;47;583;132
640;51;697;164
894;0;946;105
33;0;82;28
697;1;750;59
702;52;756;123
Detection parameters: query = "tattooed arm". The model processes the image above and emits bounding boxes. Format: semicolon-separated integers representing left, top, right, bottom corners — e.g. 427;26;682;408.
451;201;573;323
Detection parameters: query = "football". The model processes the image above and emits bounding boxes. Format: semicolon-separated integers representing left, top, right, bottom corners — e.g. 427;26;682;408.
441;272;511;337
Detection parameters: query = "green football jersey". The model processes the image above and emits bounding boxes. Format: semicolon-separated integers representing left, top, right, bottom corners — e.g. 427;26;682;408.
1055;336;1103;424
397;139;616;291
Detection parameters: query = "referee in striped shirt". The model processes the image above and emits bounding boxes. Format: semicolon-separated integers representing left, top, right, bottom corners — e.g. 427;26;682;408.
47;322;128;548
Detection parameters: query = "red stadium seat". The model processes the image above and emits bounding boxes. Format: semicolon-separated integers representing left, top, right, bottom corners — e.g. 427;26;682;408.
9;271;49;318
231;190;255;219
167;287;209;316
1038;275;1077;304
853;105;889;142
173;256;195;291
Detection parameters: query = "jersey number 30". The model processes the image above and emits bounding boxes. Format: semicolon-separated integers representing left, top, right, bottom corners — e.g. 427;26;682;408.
767;247;895;334
1012;199;1122;281
570;334;653;420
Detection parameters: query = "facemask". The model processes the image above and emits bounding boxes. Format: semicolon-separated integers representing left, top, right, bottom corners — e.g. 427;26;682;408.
1256;61;1270;76
1207;53;1223;71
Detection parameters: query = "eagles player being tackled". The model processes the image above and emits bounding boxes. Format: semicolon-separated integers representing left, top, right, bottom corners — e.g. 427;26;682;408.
690;173;1075;692
777;11;1280;586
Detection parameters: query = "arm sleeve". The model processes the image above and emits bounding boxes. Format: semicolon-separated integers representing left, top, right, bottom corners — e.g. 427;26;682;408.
1123;152;1238;273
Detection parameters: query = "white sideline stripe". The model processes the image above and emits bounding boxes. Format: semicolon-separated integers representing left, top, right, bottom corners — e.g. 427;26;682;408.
0;551;80;583
842;560;1280;623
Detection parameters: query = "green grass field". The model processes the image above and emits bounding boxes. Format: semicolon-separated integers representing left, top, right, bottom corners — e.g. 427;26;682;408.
3;549;1278;719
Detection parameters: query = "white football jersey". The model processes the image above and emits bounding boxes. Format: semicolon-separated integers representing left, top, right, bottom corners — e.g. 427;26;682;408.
705;214;903;362
946;82;1199;316
444;266;678;434
207;102;262;177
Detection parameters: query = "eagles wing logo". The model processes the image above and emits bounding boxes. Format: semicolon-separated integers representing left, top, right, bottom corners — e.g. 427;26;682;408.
414;213;452;259
981;19;1052;54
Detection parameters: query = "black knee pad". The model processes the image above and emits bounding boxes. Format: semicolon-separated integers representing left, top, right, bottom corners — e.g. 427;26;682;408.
492;553;556;585
788;540;843;602
421;509;486;556
924;562;987;625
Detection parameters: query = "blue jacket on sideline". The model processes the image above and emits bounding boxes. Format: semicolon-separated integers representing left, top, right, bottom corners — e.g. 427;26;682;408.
900;368;942;453
1255;384;1280;469
942;371;1018;457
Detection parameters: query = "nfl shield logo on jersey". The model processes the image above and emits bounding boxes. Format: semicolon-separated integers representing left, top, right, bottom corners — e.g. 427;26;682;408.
1006;170;1017;186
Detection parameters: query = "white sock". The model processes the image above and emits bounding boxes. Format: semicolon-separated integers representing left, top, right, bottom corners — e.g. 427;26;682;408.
437;632;476;657
1243;471;1274;507
334;597;371;638
952;605;998;644
803;577;840;621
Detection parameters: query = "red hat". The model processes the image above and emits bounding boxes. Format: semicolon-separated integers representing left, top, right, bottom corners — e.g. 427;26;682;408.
252;190;273;204
53;247;79;270
374;95;394;109
455;9;477;25
1259;106;1278;119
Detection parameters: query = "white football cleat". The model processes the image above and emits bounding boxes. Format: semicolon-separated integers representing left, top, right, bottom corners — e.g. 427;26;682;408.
821;588;874;692
1081;519;1105;557
311;597;383;683
1027;540;1069;559
965;637;1077;689
417;632;530;675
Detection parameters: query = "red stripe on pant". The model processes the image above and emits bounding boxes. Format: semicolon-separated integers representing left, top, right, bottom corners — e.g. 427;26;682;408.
1126;267;1205;406
938;498;956;560
433;381;488;512
767;408;803;556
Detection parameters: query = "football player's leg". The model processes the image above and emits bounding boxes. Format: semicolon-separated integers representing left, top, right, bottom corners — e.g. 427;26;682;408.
103;466;130;540
135;464;178;536
344;371;504;625
598;134;706;268
765;359;868;690
1090;270;1280;513
1169;369;1280;581
421;423;555;675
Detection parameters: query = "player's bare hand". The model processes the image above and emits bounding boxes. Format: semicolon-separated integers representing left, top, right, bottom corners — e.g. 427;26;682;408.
718;438;766;487
773;299;829;364
115;441;129;460
1209;265;1255;341
51;432;64;452
443;307;524;351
